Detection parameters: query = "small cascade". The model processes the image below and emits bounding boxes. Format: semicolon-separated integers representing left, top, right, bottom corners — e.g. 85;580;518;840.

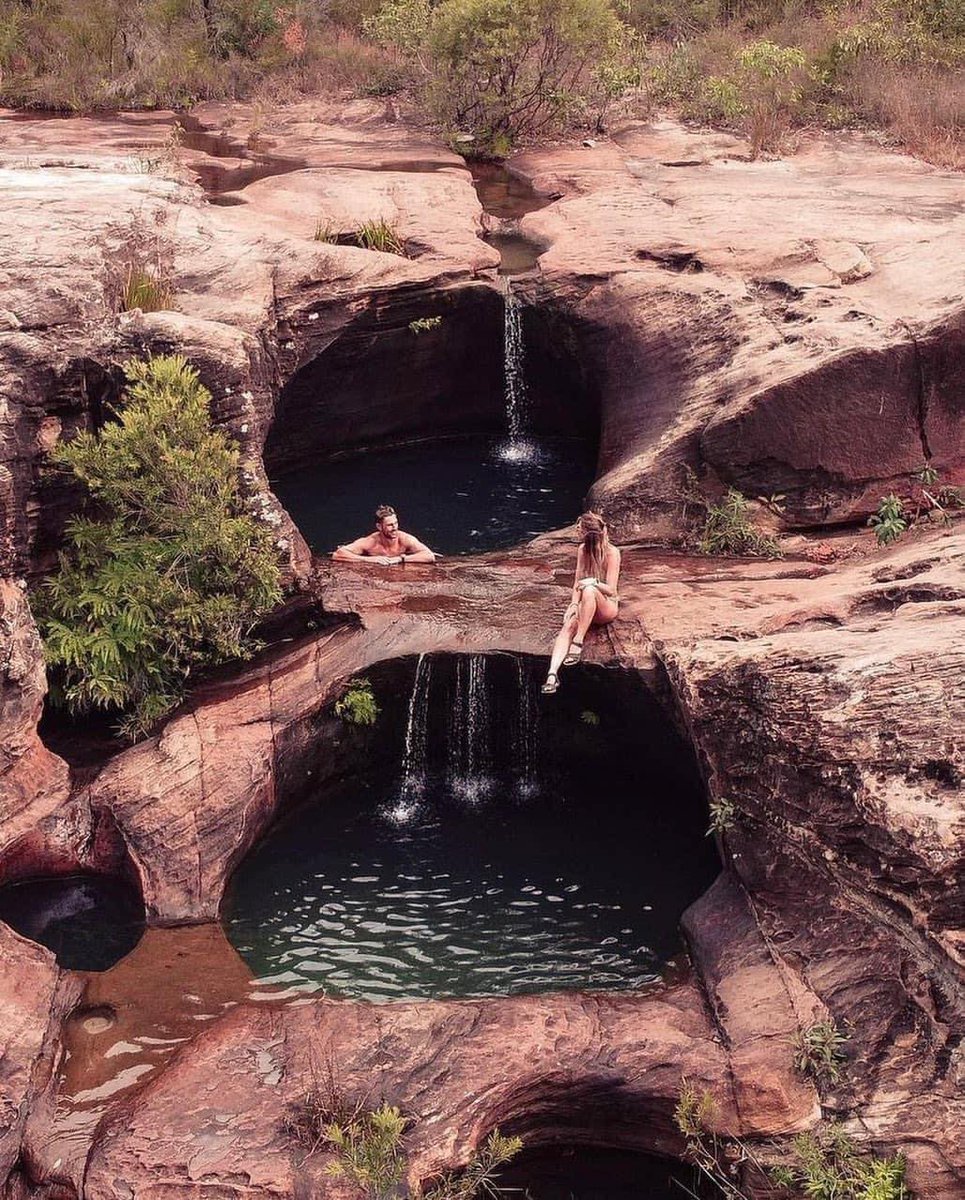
514;657;538;797
449;655;493;802
390;654;432;822
498;286;539;465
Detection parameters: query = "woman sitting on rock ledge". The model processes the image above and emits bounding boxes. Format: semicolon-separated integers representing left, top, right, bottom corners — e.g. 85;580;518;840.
543;512;621;694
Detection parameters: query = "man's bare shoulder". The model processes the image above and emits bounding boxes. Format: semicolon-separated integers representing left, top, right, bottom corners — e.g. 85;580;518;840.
399;531;426;551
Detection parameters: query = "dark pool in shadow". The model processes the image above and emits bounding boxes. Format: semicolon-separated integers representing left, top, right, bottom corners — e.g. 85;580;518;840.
495;1146;713;1199
270;435;596;557
222;656;719;1002
0;874;144;971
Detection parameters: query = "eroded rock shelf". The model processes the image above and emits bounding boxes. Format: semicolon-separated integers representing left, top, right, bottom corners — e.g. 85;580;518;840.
0;102;962;1200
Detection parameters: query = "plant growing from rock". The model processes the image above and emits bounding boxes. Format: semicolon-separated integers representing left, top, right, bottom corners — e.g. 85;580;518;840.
417;1130;524;1200
792;1019;848;1085
771;1125;909;1200
335;677;380;725
699;489;782;558
322;1101;408;1198
356;217;406;254
36;354;282;742
706;797;737;837
119;262;173;312
409;315;443;333
314;219;341;243
868;494;908;545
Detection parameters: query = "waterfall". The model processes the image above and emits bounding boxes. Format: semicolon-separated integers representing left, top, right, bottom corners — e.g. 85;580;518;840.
449;655;492;802
390;654;432;822
498;287;538;464
514;657;538;797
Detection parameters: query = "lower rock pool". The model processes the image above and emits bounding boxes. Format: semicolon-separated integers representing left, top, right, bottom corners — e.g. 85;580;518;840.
222;655;720;1002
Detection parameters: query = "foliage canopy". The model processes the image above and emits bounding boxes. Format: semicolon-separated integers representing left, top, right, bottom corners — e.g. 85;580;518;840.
37;354;282;741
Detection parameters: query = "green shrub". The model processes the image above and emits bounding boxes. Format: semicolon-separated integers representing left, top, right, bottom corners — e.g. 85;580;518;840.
771;1126;909;1200
417;1130;524;1200
334;678;380;725
793;1019;848;1085
868;494;908;545
409;316;443;333
367;0;637;148
706;797;737;836
699;489;782;558
322;1102;408;1199
706;39;809;155
36;354;281;741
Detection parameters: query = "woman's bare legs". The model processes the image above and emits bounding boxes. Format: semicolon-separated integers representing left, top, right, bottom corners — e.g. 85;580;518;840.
547;613;579;683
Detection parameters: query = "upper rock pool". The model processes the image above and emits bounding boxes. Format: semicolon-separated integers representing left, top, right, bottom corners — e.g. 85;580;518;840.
270;433;596;557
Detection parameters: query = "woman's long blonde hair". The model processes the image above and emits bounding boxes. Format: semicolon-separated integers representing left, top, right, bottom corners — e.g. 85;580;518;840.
579;511;611;583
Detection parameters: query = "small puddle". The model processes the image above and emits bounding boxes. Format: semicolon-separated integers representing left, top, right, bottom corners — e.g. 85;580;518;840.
45;924;258;1173
469;162;551;276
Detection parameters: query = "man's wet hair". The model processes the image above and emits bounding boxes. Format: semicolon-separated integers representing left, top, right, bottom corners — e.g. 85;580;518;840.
375;505;397;523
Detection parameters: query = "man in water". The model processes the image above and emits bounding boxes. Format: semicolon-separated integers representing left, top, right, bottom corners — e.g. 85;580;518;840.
332;505;437;565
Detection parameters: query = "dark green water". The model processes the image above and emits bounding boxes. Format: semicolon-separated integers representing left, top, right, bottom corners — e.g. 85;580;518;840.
270;435;596;557
497;1146;712;1199
0;874;144;971
222;657;719;1002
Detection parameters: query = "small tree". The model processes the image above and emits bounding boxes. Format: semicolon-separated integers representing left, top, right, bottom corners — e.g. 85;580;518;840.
37;354;282;741
705;40;808;157
415;0;633;152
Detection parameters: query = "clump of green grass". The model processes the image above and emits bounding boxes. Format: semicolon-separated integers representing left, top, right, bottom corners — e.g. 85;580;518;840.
119;263;173;313
700;489;782;558
314;219;341;243
356;218;406;255
335;677;380;725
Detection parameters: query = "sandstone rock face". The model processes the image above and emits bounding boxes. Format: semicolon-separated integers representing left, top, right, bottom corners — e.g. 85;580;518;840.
80;880;818;1200
0;103;962;1200
515;123;964;538
0;923;66;1184
0;580;70;875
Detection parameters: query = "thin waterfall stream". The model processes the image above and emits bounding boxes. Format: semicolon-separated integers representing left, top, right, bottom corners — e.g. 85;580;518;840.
498;285;537;463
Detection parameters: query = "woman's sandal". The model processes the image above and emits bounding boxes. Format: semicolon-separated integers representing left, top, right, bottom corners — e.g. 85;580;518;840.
562;641;584;667
541;673;559;694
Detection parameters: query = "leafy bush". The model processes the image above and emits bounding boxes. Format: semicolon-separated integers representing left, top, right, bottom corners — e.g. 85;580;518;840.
409;315;443;333
793;1019;848;1085
36;354;281;741
334;678;380;725
417;1130;524;1200
699;489;782;558
706;797;737;836
705;39;809;155
868;494;908;545
368;0;637;151
771;1126;909;1200
322;1102;408;1198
